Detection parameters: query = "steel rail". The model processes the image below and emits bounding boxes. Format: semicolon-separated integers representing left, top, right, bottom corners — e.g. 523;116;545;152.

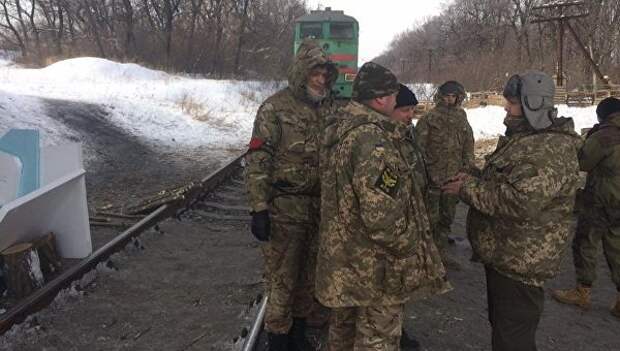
0;154;244;334
242;295;268;351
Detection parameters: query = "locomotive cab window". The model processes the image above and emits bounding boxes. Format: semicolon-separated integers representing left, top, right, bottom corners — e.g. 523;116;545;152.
300;23;323;39
330;23;354;39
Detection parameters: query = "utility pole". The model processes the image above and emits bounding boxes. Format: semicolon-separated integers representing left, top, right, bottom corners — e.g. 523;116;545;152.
428;49;432;83
531;1;609;87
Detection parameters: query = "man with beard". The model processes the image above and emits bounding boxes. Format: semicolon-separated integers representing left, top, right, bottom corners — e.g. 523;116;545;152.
245;39;338;351
442;71;581;351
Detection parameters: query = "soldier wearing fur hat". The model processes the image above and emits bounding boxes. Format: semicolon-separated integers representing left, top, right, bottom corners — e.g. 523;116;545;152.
442;70;581;351
552;97;620;320
316;63;449;351
415;80;475;265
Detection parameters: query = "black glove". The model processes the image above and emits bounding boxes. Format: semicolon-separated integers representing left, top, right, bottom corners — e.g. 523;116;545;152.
251;210;270;242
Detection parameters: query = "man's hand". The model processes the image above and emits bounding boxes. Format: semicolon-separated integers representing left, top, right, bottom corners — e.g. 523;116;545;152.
446;172;470;183
251;210;270;242
441;179;465;195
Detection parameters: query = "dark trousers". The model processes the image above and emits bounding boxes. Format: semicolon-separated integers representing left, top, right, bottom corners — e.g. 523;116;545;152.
485;266;544;351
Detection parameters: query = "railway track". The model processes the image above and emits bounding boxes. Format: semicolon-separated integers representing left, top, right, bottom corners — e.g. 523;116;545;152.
0;154;271;350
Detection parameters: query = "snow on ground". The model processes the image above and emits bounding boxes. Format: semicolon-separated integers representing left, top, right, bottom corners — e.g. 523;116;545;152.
464;105;598;139
0;56;602;150
0;57;280;150
0;89;78;145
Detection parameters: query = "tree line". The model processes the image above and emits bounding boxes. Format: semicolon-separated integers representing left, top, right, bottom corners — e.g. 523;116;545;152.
376;0;620;91
0;0;307;78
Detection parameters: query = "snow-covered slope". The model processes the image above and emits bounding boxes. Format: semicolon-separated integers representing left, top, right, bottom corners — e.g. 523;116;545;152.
465;105;597;139
0;57;278;148
0;57;600;149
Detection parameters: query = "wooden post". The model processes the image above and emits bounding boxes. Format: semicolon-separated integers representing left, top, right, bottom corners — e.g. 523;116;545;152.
32;233;62;278
557;20;564;88
2;243;45;299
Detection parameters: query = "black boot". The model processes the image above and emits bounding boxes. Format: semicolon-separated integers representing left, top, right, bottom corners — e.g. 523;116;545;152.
400;328;420;350
289;318;313;351
267;332;289;351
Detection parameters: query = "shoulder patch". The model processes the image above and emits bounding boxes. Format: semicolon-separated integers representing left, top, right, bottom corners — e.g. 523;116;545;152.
375;166;399;197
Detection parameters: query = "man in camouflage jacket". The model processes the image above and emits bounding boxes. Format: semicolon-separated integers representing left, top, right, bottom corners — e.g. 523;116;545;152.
552;97;620;319
316;62;448;351
443;71;581;351
244;39;338;350
415;81;475;256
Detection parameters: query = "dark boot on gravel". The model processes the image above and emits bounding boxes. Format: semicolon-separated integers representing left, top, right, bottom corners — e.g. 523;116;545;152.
551;284;592;310
400;328;421;350
289;318;313;351
267;332;289;351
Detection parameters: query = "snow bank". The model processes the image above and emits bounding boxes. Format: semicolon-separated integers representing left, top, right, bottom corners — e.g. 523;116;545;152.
464;105;598;140
41;57;168;82
0;56;602;150
0;58;280;149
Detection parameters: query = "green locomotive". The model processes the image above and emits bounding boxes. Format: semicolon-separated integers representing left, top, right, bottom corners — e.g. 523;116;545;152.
294;7;359;98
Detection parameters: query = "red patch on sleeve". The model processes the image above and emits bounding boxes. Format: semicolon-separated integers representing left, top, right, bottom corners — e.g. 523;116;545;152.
249;137;264;150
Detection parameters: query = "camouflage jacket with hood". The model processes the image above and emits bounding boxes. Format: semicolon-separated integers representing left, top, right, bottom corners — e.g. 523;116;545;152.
415;96;475;185
580;112;620;216
244;41;338;223
462;116;581;287
315;101;448;308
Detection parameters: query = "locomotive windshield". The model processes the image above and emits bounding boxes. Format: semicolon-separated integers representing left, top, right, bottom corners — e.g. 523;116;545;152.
330;23;354;39
300;23;322;39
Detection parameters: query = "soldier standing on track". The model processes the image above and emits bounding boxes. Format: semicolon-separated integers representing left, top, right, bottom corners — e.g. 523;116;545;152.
551;97;620;319
415;81;475;263
244;39;338;351
442;71;581;351
316;62;448;351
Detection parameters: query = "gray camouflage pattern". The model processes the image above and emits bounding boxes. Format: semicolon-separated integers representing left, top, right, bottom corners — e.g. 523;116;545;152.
462;117;582;287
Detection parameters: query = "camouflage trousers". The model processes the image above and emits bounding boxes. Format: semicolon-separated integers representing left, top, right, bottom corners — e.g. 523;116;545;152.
261;220;319;334
572;208;620;289
328;304;403;351
427;188;458;251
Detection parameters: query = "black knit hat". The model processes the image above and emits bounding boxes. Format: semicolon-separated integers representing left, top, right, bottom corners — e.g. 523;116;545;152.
596;97;620;121
395;84;419;109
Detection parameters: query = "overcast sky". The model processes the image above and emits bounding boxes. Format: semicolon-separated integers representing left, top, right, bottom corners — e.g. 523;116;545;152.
306;0;444;63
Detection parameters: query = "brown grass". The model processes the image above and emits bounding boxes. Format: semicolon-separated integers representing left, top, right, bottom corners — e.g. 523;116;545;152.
177;94;212;122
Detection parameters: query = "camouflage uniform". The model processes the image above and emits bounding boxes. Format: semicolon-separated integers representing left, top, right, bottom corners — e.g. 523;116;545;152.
461;116;581;350
463;116;581;286
572;112;620;290
317;63;448;350
245;41;337;334
415;94;475;250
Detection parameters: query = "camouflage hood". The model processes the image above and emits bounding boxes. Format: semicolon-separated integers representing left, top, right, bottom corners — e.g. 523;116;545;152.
549;116;579;136
287;40;338;100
